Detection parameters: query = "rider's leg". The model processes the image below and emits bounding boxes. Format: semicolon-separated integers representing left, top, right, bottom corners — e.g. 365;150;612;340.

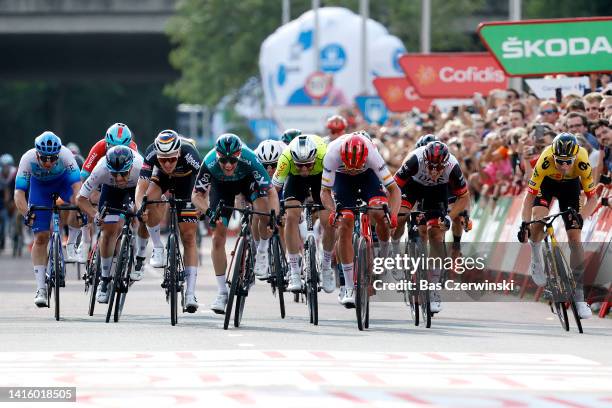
32;231;50;290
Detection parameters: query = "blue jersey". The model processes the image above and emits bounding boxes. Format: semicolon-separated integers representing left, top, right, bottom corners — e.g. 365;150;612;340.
194;146;271;193
15;147;81;192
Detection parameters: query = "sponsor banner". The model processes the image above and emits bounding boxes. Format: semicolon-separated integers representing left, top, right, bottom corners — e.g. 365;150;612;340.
304;71;333;100
355;96;388;125
372;77;433;112
526;76;590;99
478;17;612;76
399;53;508;98
272;105;339;134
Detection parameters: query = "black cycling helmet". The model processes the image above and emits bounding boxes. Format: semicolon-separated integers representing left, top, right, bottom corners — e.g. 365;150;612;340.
416;134;438;148
552;132;579;158
281;128;302;145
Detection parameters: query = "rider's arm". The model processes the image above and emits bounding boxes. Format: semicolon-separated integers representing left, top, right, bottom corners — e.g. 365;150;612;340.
521;190;535;223
320;187;335;213
14;151;31;215
135;145;156;210
266;186;280;215
271;152;290;189
191;165;212;213
14;189;28;216
393;154;419;187
80;140;105;180
60;147;82;205
386;182;401;217
577;149;598;219
447;164;470;220
77;194;97;218
77;164;103;217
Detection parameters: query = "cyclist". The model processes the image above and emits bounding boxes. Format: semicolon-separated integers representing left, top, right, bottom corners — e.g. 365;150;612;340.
518;133;598;319
79;123;140;265
191;134;279;314
320;133;401;307
273;134;336;293
77;146;147;302
0;154;16;250
135;130;202;313
255;139;287;253
324;115;348;143
393;141;471;313
281;129;302;146
14;132;82;307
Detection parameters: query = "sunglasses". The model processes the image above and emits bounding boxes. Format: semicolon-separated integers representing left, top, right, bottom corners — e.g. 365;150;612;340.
158;156;178;164
110;170;129;178
218;156;238;165
541;109;558;115
554;157;574;166
38;155;58;163
296;162;314;169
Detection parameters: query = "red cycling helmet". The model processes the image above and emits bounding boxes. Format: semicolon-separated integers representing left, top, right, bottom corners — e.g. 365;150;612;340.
423;141;450;168
340;134;368;170
327;115;348;135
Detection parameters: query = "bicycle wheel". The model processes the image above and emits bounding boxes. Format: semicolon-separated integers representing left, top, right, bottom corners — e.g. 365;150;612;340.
112;235;131;323
235;239;254;328
224;237;245;330
405;241;419;326
305;236;318;326
553;247;583;334
355;237;369;331
543;244;569;331
271;235;286;319
87;246;101;317
419;266;432;328
168;234;178;326
53;234;62;321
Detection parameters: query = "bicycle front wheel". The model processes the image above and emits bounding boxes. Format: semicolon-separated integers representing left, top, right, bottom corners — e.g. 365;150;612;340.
306;236;318;326
53;234;62;321
225;237;246;330
167;234;178;326
87;246;101;317
113;235;131;323
271;235;285;319
553;246;582;333
355;237;369;331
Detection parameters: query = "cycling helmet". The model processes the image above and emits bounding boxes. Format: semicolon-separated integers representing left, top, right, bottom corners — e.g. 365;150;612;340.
552;132;579;158
0;153;14;166
327;115;347;135
423;141;450;167
215;133;242;157
416;134;438;148
106;145;134;173
281;129;302;145
105;123;132;147
255;140;283;164
35;131;62;156
154;129;181;156
289;135;317;164
340;134;368;170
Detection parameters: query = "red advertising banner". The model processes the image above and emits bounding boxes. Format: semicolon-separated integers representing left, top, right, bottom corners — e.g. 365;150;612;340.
399;53;508;98
372;77;433;112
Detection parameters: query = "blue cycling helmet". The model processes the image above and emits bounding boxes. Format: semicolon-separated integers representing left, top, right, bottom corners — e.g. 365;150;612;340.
416;134;438;148
105;123;132;147
215;133;242;156
35;131;62;156
105;145;134;173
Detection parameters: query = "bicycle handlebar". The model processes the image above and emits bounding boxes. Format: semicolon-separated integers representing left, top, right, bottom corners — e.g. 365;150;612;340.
524;208;578;227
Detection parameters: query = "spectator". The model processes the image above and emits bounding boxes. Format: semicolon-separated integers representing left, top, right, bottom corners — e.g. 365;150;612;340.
539;100;560;125
601;96;612;121
509;109;526;129
567;98;586;114
566;112;599;150
591;119;611;174
583;92;603;121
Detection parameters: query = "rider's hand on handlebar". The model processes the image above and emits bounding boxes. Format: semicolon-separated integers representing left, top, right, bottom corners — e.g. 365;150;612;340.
140;209;149;223
517;221;530;243
389;213;398;229
23;210;35;227
328;212;338;227
442;215;452;231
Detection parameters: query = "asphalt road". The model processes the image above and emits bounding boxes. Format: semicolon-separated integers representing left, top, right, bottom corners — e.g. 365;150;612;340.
1;239;611;408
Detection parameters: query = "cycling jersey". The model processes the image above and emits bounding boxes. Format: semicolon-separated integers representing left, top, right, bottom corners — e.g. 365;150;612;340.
81;139;139;179
394;146;468;197
527;145;595;198
194;145;271;194
321;135;394;188
78;153;144;199
139;137;201;180
15;147;80;192
272;135;326;188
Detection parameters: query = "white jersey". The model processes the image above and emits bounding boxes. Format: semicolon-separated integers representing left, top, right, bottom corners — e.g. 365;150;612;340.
79;153;143;198
15;146;80;191
321;135;394;188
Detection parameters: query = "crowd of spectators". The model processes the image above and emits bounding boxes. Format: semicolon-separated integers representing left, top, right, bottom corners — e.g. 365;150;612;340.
334;74;612;207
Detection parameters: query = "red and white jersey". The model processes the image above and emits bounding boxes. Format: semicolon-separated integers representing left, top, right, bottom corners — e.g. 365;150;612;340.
321;134;394;188
81;139;138;178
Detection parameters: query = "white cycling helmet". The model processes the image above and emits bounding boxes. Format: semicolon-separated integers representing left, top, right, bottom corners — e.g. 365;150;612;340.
255;140;283;165
289;135;317;164
154;129;181;156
